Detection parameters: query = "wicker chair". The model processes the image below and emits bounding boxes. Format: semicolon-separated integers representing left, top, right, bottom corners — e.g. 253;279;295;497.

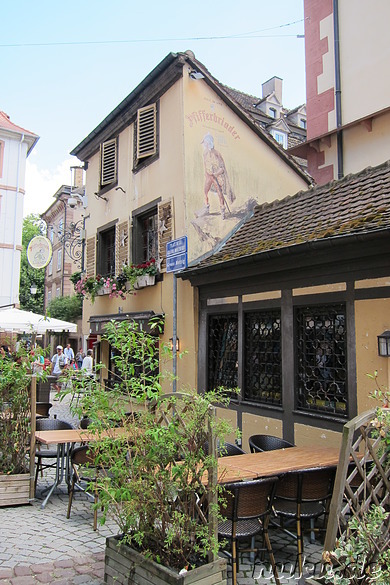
203;441;246;457
36;402;53;418
35;418;74;493
273;466;336;574
248;434;294;453
218;476;280;585
66;445;101;530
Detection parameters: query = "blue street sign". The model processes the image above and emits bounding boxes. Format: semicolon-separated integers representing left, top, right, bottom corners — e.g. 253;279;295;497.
166;236;187;258
166;253;188;273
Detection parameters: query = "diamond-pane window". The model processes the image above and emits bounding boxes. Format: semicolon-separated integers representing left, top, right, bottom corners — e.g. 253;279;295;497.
296;304;347;417
207;314;238;391
244;310;282;405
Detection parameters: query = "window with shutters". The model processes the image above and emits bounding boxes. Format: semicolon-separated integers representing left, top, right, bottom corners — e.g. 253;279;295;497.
132;202;159;265
100;138;117;188
97;224;116;277
133;103;159;171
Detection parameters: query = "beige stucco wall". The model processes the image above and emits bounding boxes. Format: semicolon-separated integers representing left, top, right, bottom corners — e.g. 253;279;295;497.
339;0;390;125
294;423;341;448
355;298;390;413
342;112;390;176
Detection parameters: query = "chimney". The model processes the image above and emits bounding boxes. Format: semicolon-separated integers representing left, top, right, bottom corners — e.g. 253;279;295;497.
262;76;283;104
72;166;84;188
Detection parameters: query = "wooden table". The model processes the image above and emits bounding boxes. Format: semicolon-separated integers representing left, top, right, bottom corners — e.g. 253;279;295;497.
214;446;341;485
35;427;127;509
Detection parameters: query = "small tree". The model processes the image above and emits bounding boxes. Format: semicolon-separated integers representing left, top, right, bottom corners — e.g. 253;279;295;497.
19;214;45;313
46;295;82;323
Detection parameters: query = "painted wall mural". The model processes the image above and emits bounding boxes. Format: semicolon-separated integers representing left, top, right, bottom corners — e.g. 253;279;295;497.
185;95;261;262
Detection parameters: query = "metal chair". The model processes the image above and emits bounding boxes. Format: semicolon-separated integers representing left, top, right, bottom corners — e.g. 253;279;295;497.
273;466;336;575
35;418;74;493
218;476;280;585
248;434;294;453
36;402;53;418
66;445;101;530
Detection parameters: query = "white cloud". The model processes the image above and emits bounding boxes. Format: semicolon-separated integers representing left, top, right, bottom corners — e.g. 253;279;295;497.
24;157;80;217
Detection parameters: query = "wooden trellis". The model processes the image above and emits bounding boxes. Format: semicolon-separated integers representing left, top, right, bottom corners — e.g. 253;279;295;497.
324;407;390;552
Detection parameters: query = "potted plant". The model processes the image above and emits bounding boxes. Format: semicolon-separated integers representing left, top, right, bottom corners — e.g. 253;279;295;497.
62;319;230;585
122;258;158;290
0;343;47;506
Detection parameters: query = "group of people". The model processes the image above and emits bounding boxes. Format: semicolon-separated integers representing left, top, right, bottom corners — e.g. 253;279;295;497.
51;344;94;392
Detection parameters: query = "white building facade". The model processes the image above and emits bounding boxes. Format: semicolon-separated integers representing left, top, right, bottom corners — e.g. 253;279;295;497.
0;111;38;308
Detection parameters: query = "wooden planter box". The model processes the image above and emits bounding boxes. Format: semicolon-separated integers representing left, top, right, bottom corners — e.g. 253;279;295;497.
0;473;30;507
104;536;227;585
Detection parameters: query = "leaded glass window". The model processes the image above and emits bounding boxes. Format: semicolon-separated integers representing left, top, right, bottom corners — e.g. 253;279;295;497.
296;304;347;416
244;310;282;405
207;314;238;391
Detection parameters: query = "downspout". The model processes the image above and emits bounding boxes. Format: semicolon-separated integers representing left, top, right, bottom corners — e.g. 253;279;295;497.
10;133;25;306
62;199;67;297
333;0;343;179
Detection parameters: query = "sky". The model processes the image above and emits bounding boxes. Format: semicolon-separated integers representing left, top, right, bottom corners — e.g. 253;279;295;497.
1;0;306;217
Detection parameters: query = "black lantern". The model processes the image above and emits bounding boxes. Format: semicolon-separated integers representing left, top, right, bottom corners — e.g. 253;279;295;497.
378;331;390;357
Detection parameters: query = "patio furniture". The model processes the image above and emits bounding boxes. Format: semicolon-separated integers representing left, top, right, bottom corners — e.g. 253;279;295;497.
273;465;336;575
218;476;280;585
67;445;101;530
34;418;74;496
248;434;294;453
204;441;246;457
36;402;52;418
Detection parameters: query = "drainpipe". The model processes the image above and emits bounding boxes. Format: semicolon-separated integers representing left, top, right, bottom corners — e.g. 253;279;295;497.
62;199;67;297
10;133;25;306
333;0;343;179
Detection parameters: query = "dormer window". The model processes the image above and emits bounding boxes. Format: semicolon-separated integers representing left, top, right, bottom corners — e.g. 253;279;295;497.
269;107;277;119
271;130;287;149
300;118;307;129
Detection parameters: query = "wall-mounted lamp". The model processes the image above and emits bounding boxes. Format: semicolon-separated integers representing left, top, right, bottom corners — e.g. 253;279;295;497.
189;70;205;80
378;331;390;357
169;337;180;352
30;283;37;295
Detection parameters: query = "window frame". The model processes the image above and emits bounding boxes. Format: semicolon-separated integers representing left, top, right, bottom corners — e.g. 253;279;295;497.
132;199;160;265
96;220;117;277
56;248;62;272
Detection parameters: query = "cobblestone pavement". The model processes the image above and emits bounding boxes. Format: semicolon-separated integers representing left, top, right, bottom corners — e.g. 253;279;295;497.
0;392;323;584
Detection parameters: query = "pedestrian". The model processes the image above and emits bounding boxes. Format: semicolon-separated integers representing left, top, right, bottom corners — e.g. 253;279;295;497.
50;345;68;394
81;349;94;375
64;343;75;361
75;348;84;370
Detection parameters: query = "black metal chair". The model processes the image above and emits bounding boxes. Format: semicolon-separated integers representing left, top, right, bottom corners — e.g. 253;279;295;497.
248;434;294;453
67;445;102;530
273;466;336;574
35;418;73;493
218;476;280;585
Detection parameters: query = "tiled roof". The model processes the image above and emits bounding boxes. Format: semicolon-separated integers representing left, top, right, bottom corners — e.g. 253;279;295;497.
193;160;390;269
0;111;37;137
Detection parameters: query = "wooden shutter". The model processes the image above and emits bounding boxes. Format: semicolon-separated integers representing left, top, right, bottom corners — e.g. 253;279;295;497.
137;104;157;159
100;138;117;186
86;236;96;278
116;221;129;272
158;200;173;272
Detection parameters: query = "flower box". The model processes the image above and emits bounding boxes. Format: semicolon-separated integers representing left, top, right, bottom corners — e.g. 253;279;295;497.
104;536;227;585
97;286;111;296
133;275;156;289
0;473;31;507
